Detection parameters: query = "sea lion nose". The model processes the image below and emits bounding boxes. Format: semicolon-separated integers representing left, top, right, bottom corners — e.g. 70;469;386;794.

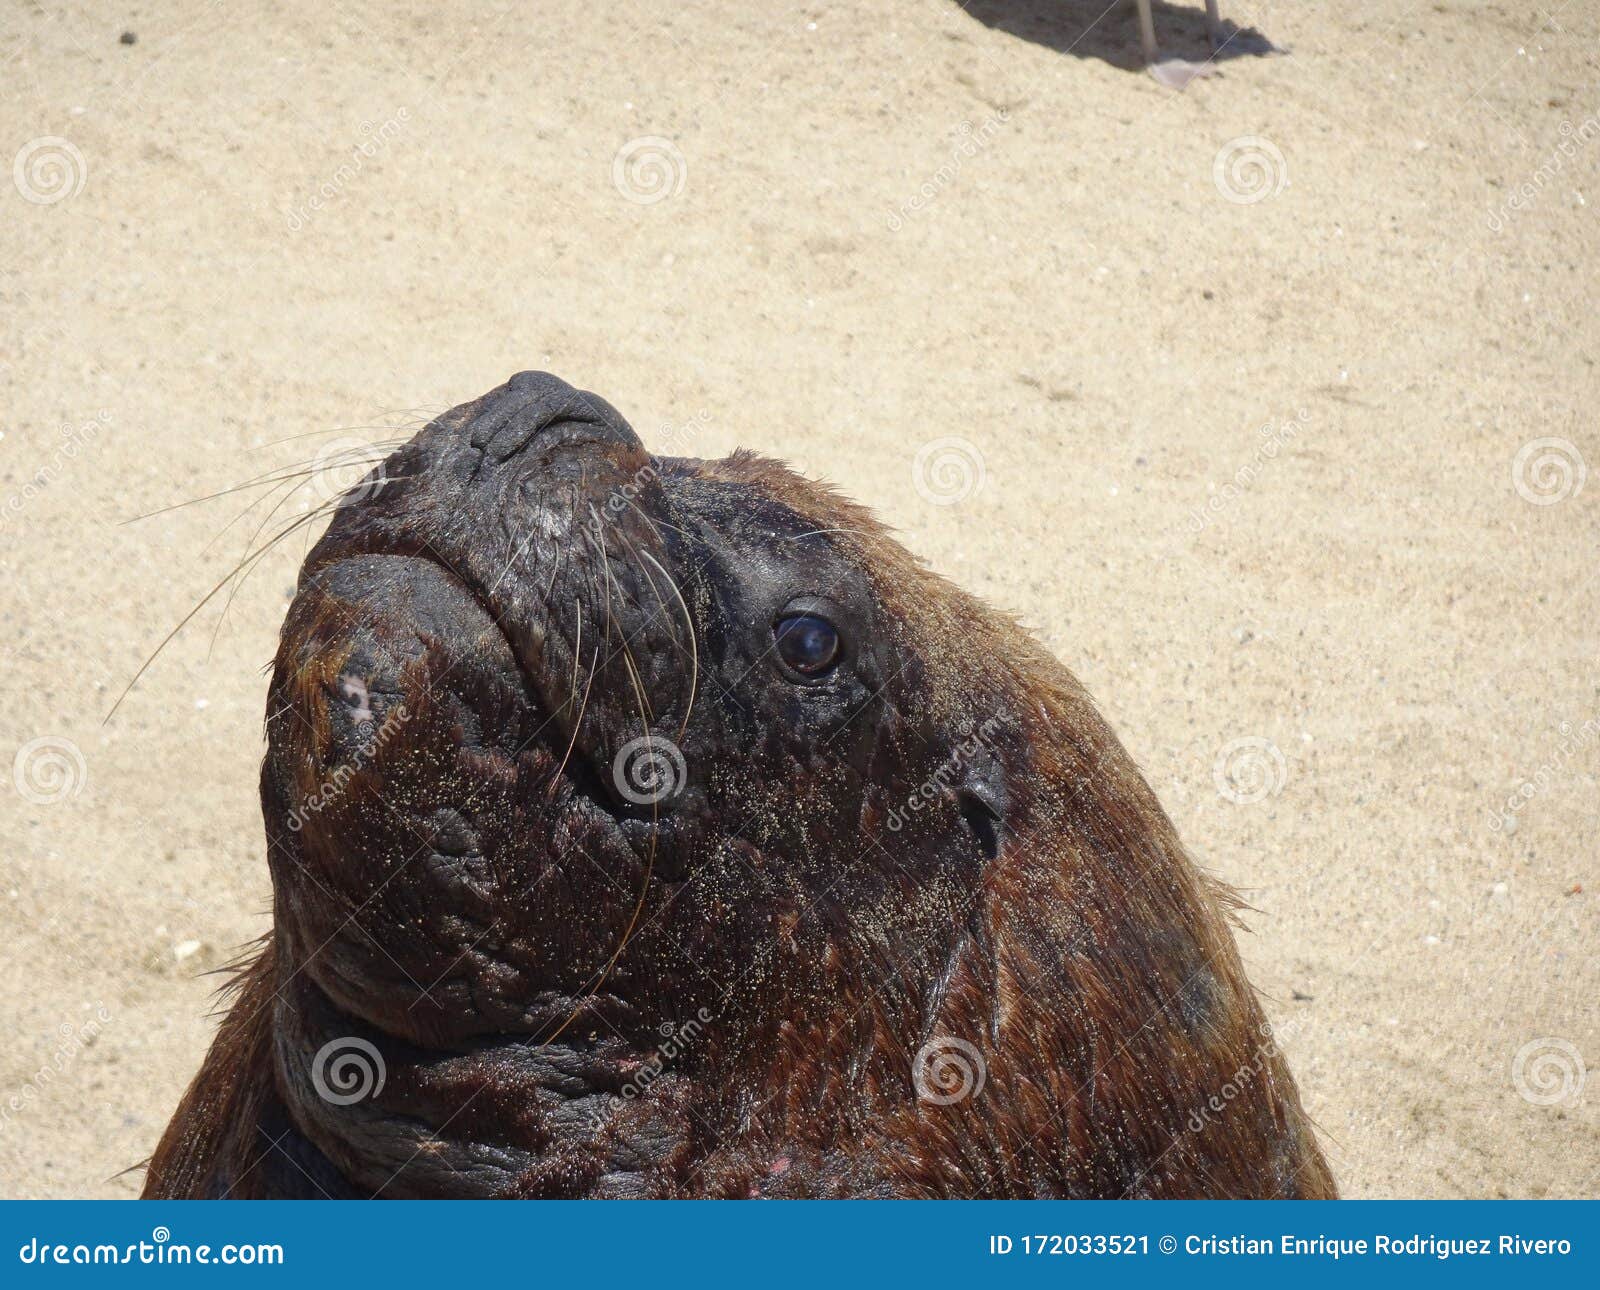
463;370;643;463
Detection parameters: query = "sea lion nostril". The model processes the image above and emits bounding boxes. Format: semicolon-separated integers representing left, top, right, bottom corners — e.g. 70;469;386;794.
462;369;641;462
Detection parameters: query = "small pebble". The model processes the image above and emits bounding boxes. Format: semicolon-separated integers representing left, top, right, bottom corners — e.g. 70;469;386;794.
173;939;202;961
120;30;137;45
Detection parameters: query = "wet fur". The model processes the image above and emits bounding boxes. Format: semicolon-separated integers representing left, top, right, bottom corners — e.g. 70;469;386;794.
145;373;1335;1199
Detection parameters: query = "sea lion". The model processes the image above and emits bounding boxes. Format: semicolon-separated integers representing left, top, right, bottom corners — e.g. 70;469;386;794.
143;371;1336;1199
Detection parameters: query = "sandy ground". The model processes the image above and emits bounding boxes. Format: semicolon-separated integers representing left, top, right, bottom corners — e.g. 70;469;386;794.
2;1;1596;1200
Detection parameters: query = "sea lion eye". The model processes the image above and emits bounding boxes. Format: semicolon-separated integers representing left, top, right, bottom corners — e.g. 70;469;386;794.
773;613;841;677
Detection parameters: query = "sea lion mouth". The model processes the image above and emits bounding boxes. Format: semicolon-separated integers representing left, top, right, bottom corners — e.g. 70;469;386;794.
252;378;738;1192
262;375;715;1056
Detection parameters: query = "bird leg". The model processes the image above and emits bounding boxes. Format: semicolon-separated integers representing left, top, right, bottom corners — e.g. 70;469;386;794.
1135;0;1159;64
1134;0;1220;90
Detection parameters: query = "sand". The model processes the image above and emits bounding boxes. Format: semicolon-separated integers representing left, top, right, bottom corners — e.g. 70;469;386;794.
1;1;1595;1199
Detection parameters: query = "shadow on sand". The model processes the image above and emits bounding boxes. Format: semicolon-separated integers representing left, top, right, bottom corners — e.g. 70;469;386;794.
958;0;1284;76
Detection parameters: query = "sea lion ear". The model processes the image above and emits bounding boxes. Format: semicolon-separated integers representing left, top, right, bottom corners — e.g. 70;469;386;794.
954;743;1008;862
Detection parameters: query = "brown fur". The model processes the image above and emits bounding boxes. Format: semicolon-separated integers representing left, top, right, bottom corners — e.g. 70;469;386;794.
146;372;1335;1199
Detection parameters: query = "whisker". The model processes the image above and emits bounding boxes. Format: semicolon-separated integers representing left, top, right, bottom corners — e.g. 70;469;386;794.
207;479;333;658
248;421;431;451
121;467;323;524
120;449;395;524
640;547;698;743
198;473;307;557
539;646;661;1050
547;608;596;801
597;661;660;976
106;496;343;722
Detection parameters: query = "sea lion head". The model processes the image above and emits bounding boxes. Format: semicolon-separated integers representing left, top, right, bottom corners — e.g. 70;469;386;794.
263;372;1043;1191
166;371;1334;1199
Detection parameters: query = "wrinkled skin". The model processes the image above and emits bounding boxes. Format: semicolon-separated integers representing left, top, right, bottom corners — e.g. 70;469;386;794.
143;372;1336;1199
